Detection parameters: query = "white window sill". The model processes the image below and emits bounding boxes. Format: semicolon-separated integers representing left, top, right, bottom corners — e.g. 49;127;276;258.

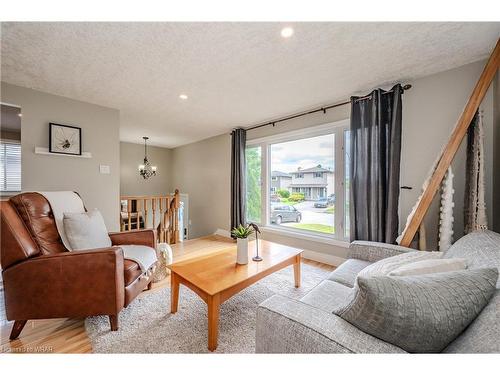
260;225;350;248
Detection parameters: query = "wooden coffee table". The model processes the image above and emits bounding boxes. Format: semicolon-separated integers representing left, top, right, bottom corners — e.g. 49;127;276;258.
167;239;302;351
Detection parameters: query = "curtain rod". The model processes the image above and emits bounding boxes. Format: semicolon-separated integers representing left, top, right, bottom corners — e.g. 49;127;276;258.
244;84;412;132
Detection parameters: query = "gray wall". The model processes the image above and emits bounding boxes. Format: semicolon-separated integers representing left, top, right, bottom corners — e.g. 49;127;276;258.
120;142;172;196
171;59;496;258
171;134;231;239
0;82;121;231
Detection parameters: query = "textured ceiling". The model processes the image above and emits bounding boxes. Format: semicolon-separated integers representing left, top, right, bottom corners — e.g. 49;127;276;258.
1;22;499;148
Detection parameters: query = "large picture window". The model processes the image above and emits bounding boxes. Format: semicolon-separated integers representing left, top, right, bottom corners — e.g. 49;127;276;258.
246;120;350;242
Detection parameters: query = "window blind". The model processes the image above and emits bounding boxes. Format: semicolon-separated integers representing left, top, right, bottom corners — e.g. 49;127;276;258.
0;141;21;192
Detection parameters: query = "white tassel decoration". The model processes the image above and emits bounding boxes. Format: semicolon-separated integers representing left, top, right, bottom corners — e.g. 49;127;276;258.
438;167;454;251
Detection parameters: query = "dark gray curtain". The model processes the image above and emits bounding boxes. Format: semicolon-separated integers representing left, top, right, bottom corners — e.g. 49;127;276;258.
231;128;247;232
350;84;403;243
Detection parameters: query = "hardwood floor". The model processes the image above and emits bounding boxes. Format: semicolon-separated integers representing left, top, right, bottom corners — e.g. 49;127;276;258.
0;235;334;354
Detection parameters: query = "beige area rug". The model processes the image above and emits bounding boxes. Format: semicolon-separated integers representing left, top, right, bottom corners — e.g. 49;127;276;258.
85;263;330;353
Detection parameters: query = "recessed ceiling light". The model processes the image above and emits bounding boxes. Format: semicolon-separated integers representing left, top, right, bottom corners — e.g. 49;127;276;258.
179;94;188;100
18;113;22;117
280;27;294;38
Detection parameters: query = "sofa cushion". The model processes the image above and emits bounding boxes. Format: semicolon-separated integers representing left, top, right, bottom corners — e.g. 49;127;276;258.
328;259;372;287
334;268;498;353
124;259;142;286
444;230;500;287
444;290;500;353
300;280;354;312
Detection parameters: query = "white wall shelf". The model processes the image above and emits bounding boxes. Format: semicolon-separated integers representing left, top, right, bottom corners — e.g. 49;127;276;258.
34;147;92;158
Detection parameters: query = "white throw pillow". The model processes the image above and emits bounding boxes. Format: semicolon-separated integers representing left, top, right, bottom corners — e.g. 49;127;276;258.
357;251;443;280
388;258;467;276
63;209;112;250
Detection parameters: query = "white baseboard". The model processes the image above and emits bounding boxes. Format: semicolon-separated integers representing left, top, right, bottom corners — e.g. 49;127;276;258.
301;250;345;267
214;228;232;238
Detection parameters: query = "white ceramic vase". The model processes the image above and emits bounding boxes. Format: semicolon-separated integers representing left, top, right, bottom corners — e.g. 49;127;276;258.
236;238;249;265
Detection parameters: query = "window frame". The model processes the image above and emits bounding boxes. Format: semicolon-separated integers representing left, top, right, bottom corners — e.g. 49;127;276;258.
246;119;350;242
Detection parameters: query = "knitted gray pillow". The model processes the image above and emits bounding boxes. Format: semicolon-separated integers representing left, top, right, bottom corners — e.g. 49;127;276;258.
333;268;498;353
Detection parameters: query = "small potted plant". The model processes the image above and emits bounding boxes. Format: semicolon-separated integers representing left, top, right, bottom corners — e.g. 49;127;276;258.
231;224;254;265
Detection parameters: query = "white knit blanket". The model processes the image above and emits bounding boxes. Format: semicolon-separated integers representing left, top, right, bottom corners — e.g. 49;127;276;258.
39;191;157;272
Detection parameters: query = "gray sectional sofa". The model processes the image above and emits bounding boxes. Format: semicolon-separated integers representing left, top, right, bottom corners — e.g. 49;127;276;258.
256;230;500;353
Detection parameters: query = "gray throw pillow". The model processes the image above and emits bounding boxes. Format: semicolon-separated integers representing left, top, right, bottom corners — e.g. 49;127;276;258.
63;209;112;250
334;268;498;353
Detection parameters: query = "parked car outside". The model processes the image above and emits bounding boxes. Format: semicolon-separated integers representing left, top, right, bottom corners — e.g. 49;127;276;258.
314;198;329;208
314;194;335;208
270;205;301;224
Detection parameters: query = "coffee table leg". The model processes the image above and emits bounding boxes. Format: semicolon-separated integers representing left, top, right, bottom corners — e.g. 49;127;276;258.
294;254;301;288
171;272;179;313
207;294;220;352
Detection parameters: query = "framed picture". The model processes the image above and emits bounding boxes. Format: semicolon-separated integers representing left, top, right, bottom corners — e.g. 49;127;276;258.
49;123;82;155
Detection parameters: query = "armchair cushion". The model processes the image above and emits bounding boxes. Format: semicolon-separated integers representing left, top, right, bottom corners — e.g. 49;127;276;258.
109;230;157;277
124;259;143;286
9;192;67;254
0;201;41;268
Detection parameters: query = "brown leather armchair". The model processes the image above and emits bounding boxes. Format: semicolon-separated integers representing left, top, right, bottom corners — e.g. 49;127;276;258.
0;192;157;340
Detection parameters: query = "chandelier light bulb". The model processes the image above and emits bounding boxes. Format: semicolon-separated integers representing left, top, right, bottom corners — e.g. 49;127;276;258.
139;137;157;179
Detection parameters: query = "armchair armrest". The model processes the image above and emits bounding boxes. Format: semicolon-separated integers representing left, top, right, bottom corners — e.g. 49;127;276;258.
2;247;125;320
109;229;156;248
348;240;417;262
256;295;406;353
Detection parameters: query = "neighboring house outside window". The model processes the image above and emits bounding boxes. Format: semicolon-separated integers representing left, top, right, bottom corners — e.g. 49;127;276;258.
270;170;292;192
290;165;333;200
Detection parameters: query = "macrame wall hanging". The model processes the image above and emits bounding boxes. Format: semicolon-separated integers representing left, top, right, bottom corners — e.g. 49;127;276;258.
438;167;454;251
464;111;488;233
398;109;488;250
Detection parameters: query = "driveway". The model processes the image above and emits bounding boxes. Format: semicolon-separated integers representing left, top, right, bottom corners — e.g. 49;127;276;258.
282;200;334;227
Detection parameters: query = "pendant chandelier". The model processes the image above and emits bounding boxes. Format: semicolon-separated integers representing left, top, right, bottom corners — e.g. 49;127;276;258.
138;136;157;179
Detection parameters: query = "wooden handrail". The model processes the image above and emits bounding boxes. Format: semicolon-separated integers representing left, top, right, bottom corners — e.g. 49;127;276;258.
399;38;500;247
120;189;181;244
